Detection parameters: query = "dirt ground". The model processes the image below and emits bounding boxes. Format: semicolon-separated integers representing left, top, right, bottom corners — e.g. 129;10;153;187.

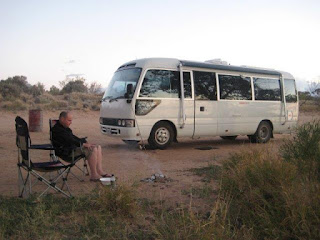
0;110;319;206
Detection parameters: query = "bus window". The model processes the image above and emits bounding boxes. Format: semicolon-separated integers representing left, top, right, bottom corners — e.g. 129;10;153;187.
284;79;297;103
103;68;141;100
219;74;252;100
193;71;217;100
139;70;191;99
182;72;192;98
253;78;281;101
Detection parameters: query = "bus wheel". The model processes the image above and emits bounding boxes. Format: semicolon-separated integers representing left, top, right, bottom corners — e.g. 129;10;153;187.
250;121;272;143
220;136;237;140
148;122;174;149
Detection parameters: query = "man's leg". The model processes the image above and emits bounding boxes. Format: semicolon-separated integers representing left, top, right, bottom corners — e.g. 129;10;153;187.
96;145;107;176
87;147;100;179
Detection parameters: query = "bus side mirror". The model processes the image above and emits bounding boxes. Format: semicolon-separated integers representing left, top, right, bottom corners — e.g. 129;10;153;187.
125;84;133;98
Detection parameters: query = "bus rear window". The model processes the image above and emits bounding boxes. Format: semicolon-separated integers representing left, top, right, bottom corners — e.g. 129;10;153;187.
284;79;297;103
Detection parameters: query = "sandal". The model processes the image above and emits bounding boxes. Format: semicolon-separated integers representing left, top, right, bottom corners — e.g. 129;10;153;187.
101;174;114;178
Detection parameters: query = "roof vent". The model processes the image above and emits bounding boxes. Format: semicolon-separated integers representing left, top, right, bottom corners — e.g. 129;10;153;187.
205;59;229;65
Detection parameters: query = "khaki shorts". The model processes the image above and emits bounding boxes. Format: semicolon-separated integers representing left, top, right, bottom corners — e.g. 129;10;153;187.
65;147;92;162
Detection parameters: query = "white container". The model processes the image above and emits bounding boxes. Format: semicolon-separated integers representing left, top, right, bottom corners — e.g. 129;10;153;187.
100;177;111;185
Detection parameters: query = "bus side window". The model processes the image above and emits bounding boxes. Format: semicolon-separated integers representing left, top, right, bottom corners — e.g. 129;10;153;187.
219;74;252;100
193;71;217;100
253;78;281;101
139;70;192;99
139;70;179;98
181;72;192;98
284;79;297;103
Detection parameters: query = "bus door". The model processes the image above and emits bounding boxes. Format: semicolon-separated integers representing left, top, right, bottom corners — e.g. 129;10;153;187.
178;71;195;137
193;71;218;137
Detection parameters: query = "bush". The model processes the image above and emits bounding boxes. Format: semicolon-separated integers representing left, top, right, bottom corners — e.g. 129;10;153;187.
220;148;320;239
49;85;60;95
61;80;88;94
0;82;21;99
30;82;45;97
1;100;27;111
94;185;138;218
42;100;69;110
1;76;30;92
0;186;148;239
281;120;320;180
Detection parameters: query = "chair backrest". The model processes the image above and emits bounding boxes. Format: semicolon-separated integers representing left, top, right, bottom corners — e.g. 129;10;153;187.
49;119;59;143
15;116;31;165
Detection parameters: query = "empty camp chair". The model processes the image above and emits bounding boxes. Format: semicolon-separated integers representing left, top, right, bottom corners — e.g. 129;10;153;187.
16;116;73;198
49;119;89;180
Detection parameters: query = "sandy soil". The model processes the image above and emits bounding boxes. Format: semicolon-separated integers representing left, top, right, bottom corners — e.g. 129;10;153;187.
0;110;319;206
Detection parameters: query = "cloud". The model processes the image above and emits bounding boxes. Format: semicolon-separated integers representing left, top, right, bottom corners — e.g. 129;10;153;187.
66;73;85;79
65;60;76;64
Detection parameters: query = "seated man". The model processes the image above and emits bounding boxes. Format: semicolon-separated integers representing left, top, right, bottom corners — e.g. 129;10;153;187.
52;111;111;181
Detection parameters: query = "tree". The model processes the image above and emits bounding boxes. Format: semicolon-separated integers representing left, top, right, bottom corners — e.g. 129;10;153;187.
61;79;88;94
88;81;102;94
0;82;21;99
307;77;320;107
49;85;60;95
30;82;45;97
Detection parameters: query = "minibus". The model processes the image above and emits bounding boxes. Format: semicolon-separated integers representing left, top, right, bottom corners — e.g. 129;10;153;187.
100;58;298;149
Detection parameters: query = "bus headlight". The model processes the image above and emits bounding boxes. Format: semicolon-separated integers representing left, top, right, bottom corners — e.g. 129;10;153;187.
116;119;135;127
99;117;103;124
125;119;135;127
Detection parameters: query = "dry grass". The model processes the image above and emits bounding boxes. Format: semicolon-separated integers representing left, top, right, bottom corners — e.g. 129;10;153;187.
1;122;320;239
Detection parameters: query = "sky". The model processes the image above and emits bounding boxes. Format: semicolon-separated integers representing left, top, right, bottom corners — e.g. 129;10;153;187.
0;0;319;91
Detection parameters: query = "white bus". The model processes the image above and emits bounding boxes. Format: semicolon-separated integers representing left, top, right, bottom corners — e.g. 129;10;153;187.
99;58;298;149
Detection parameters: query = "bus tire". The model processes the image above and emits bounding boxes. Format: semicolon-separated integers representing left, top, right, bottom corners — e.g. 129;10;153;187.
148;122;174;149
250;121;272;143
220;136;237;140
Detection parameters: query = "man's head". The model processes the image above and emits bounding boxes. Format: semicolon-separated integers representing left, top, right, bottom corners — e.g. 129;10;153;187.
59;111;72;128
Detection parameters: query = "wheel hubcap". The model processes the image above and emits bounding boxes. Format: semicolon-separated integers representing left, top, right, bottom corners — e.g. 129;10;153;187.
259;126;269;139
155;127;170;145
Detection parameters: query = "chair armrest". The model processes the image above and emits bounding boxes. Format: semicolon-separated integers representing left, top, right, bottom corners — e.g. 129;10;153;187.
30;144;55;150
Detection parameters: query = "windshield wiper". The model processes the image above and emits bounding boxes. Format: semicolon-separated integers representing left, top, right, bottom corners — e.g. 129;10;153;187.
109;96;124;103
101;96;112;102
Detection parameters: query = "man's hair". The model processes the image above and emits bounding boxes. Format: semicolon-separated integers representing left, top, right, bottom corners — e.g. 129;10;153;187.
59;111;69;119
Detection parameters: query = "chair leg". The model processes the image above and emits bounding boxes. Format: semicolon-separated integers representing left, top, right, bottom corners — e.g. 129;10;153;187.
32;169;72;198
18;167;28;198
83;160;90;176
69;168;85;182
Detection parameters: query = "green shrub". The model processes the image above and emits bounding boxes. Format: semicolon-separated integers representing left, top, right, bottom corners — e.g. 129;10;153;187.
153;198;239;240
30;82;45;97
220;148;320;239
61;79;88;94
281;120;320;180
1;100;27;111
42;100;69;110
94;185;138;218
189;163;221;182
0;82;21;99
49;85;60;95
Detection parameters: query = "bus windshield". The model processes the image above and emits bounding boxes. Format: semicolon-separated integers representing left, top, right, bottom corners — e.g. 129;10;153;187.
102;68;142;101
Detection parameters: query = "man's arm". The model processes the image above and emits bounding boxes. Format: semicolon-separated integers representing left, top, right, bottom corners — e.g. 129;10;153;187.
52;126;82;148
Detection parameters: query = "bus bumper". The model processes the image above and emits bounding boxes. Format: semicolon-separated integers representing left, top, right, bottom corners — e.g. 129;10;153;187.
100;124;141;141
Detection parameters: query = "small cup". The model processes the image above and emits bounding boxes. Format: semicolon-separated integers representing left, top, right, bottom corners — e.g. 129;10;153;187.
100;177;111;185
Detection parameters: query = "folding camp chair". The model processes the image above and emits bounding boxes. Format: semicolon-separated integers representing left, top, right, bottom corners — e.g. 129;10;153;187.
16;116;73;198
49;119;89;181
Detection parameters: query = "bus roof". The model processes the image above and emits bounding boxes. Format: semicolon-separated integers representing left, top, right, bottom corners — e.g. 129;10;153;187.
120;58;294;79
